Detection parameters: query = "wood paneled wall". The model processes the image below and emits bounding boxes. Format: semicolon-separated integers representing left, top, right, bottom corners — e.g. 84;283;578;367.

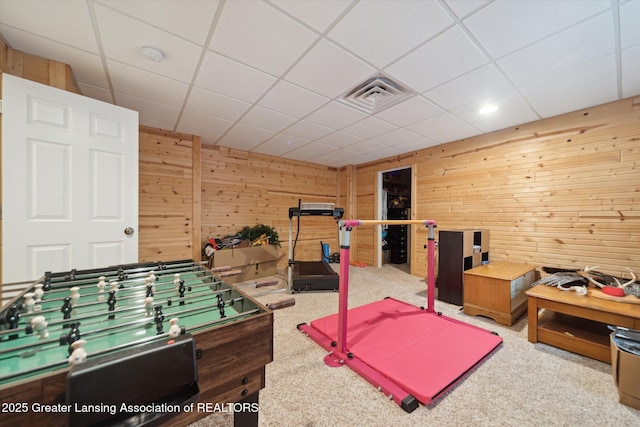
200;146;339;269
138;126;201;262
352;97;640;280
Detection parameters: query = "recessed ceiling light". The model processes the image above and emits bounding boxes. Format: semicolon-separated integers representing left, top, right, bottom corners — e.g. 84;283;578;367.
479;104;498;115
142;46;165;62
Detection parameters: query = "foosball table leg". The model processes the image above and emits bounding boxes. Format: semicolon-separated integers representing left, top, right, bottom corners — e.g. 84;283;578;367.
234;392;259;427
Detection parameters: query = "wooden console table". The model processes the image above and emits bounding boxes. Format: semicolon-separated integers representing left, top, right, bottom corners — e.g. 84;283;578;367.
526;285;640;363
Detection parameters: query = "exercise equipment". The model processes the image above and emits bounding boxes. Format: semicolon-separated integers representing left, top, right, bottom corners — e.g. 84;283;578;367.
297;219;503;412
287;201;344;293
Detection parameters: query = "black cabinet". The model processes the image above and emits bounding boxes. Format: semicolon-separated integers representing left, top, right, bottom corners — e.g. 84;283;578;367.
387;208;408;264
437;229;489;305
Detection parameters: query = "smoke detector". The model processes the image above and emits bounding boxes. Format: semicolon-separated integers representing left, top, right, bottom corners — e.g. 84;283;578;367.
339;75;413;114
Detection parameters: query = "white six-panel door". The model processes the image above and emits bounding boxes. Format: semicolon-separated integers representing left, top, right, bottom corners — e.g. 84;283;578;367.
2;74;138;282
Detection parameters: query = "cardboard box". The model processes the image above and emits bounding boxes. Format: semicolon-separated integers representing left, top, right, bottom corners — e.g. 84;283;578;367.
611;333;640;409
212;245;280;284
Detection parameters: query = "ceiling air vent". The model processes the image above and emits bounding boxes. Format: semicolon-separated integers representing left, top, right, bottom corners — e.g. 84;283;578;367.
339;75;413;114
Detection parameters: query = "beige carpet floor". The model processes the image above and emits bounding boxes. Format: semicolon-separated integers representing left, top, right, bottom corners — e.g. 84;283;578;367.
192;264;640;427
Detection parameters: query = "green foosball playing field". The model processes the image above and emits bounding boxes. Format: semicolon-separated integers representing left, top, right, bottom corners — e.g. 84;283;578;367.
0;259;274;427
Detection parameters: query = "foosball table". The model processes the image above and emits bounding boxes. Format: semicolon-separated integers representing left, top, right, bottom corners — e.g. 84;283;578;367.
0;259;274;427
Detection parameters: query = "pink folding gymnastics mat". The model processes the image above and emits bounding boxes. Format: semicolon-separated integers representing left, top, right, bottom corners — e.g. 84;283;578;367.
297;220;502;412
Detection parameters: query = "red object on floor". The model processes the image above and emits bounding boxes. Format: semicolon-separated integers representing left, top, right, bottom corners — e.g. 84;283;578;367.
297;219;502;412
308;297;502;405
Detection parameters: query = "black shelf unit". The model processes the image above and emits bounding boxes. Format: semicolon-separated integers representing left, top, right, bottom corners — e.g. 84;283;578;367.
387;207;409;264
437;229;489;306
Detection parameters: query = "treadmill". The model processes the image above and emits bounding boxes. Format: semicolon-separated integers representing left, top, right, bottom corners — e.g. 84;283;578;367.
287;201;344;293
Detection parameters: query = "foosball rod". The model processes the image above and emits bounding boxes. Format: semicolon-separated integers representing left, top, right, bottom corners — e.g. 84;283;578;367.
0;286;238;340
41;263;208;291
29;274;223;308
0;294;254;356
40;261;204;291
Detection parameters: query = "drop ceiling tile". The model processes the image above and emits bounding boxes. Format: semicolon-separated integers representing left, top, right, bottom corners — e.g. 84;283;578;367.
305;101;368;129
0;0;99;53
620;0;640;49
283;120;335;141
450;90;539;133
622;74;640;99
284;39;376;98
251;134;308;157
444;0;491;18
78;83;114;104
281;150;315;163
0;25;108;88
520;55;618;117
327;1;452;68
107;60;189;106
177;110;234;142
429;124;480;144
342;117;398;140
371;128;422;146
622;44;640;98
463;0;611;59
385;26;488;93
219;123;276;151
239;106;299;133
195;51;277;103
369;145;407;159
424;64;512;110
394;137;440;152
210;0;317;76
497;12;614;87
95;4;202;83
315;131;363;149
344;140;389;154
115;92;180;127
99;0;219;45
258;80;329;118
406;112;471;138
374;96;443;127
269;0;352;33
293;141;339;156
186;87;251;121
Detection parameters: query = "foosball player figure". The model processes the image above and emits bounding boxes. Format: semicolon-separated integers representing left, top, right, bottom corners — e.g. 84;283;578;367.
68;339;88;366
97;276;106;301
61;297;73;320
31;315;49;339
168;318;184;338
117;265;128;281
33;283;44;302
173;273;182;295
60;322;82;354
146;283;154;298
23;293;35;314
107;290;117;319
70;287;80;314
178;281;186;305
154;306;165;335
216;294;226;318
2;305;22;339
145;296;154;316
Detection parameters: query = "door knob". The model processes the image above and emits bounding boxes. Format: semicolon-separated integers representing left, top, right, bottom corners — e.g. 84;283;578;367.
124;227;134;236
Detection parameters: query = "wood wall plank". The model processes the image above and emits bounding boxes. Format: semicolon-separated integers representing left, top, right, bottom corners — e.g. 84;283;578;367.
200;146;339;269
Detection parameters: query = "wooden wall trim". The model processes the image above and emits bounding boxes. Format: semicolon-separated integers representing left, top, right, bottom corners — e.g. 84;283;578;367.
192;135;202;261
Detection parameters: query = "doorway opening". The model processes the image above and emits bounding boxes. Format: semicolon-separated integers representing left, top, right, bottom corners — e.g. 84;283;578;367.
379;167;412;272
